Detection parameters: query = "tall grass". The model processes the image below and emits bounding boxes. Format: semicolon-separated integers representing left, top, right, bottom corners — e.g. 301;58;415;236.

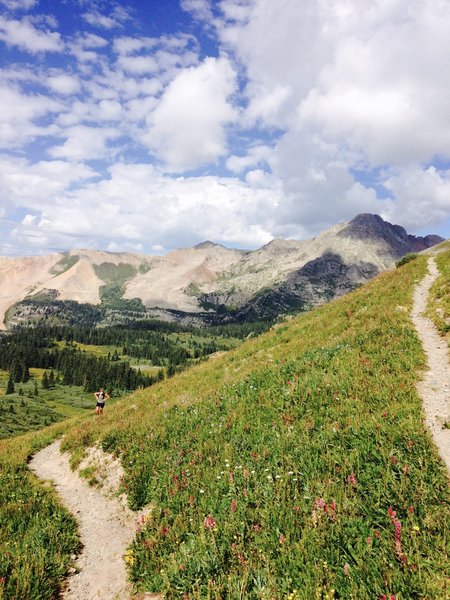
1;252;449;599
0;424;79;600
61;253;449;599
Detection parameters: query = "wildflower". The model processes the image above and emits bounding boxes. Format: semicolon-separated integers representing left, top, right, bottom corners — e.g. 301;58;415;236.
389;455;398;465
179;563;185;571
375;530;382;540
343;562;350;576
366;536;372;546
388;507;404;560
199;489;204;494
203;514;216;530
279;534;286;544
347;471;357;486
160;526;170;538
230;499;237;512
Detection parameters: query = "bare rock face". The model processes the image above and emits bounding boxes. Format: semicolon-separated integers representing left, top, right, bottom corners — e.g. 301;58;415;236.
339;214;443;255
0;214;445;327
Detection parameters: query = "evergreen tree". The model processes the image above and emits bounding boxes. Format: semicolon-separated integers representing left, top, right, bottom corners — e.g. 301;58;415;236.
6;377;15;395
21;362;30;383
42;371;50;389
49;370;55;387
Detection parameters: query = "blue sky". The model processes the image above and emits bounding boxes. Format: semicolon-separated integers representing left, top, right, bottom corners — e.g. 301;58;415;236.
0;0;449;256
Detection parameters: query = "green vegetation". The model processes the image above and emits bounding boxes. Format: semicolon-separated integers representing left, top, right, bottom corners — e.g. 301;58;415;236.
1;252;449;598
0;368;97;439
0;424;79;599
396;253;418;268
50;252;80;275
428;243;450;346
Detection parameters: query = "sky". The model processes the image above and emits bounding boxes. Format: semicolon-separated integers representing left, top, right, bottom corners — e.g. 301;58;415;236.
0;0;449;256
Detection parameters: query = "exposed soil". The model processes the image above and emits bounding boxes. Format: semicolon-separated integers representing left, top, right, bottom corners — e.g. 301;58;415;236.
28;255;450;598
29;439;155;600
411;256;450;473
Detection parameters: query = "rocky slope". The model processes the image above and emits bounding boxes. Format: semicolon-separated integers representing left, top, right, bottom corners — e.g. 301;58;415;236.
0;214;444;327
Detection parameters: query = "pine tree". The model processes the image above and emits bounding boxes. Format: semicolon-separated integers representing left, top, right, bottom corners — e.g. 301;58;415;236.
42;371;50;389
6;377;15;395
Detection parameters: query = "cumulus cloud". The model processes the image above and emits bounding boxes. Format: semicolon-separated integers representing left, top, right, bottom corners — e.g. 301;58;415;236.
214;0;450;231
0;0;449;256
47;73;81;95
0;15;63;52
142;57;237;171
82;4;131;30
0;0;37;10
180;0;213;22
1;160;282;254
0;83;62;148
48;125;121;161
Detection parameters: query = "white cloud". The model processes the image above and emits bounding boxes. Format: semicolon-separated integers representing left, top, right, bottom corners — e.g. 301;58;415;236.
226;145;272;173
142;57;237;171
47;73;81;95
48;125;121;161
180;0;213;22
1;161;282;254
82;4;131;30
214;0;450;232
0;83;62;148
0;0;37;10
0;15;63;53
380;166;450;231
117;54;159;75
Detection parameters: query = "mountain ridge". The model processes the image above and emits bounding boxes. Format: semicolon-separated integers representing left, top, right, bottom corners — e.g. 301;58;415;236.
0;213;444;328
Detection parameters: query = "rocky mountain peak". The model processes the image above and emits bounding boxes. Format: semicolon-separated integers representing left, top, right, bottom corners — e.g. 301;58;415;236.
339;213;444;255
194;241;223;250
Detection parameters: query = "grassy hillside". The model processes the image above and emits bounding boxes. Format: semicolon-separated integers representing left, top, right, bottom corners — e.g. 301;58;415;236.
1;252;449;599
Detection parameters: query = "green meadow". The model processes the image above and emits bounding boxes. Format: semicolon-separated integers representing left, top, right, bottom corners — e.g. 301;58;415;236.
1;251;449;599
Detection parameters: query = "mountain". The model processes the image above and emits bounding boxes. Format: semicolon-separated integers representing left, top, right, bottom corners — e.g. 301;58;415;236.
0;214;444;328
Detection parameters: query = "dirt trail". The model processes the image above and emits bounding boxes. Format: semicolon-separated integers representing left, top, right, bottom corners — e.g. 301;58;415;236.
29;439;140;600
411;256;450;473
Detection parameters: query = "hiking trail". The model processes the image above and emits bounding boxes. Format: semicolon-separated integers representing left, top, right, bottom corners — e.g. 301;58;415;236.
411;256;450;473
29;439;157;600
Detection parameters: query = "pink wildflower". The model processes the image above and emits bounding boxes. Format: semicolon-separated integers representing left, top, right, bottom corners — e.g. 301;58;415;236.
388;507;404;560
347;471;358;486
230;499;237;512
203;514;216;530
279;534;286;544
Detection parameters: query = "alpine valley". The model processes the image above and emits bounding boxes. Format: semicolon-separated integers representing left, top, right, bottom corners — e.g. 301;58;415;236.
0;213;444;329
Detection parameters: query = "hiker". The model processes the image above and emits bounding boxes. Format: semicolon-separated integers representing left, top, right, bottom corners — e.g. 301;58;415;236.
94;387;110;415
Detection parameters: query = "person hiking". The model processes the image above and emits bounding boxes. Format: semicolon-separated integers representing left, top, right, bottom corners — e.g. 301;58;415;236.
94;387;110;416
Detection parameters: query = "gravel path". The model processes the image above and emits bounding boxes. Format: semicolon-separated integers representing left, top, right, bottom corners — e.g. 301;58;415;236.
412;256;450;473
29;439;137;600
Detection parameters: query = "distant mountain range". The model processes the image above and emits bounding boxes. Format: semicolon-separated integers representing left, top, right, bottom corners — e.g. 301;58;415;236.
0;213;444;328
